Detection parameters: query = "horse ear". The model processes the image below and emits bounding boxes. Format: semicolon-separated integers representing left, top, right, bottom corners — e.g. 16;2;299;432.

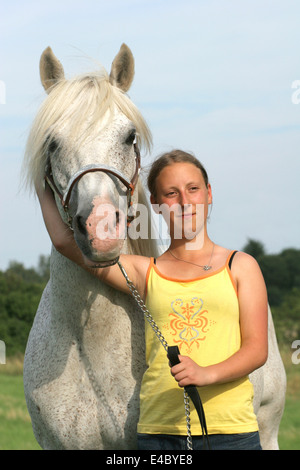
40;47;65;93
109;43;135;92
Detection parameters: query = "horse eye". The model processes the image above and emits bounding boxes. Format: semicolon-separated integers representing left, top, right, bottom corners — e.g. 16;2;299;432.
47;139;59;154
125;130;136;146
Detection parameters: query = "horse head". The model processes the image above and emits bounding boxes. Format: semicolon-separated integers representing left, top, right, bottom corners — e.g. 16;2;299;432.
25;44;152;267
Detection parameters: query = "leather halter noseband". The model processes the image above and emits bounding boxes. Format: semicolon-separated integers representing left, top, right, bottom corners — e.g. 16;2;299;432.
44;144;141;228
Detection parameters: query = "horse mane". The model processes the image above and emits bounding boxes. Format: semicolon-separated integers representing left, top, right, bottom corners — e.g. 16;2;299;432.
22;69;152;192
127;179;161;258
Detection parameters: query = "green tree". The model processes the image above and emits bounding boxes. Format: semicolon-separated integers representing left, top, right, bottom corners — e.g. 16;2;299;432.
259;255;290;305
0;257;50;357
280;249;300;289
241;240;300;347
272;287;300;344
242;239;266;260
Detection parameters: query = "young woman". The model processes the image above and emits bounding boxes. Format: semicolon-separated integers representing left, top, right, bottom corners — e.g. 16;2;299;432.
37;150;268;450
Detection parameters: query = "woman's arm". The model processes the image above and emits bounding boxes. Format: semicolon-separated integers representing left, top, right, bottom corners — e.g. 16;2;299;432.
36;183;148;296
37;182;83;264
171;252;268;387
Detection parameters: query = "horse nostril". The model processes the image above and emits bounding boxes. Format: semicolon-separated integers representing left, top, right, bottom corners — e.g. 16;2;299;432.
75;215;87;235
115;210;120;227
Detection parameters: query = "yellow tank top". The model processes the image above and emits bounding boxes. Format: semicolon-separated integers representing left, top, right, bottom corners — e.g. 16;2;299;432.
137;251;258;436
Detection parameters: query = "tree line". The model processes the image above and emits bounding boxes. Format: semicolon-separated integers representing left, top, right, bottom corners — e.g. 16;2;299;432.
243;240;300;346
0;241;299;357
0;256;50;357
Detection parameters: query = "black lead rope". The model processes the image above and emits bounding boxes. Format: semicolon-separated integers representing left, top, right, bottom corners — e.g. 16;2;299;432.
168;345;210;450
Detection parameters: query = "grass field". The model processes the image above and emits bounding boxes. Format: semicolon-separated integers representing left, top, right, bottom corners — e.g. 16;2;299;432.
0;351;299;450
0;373;41;450
277;349;300;450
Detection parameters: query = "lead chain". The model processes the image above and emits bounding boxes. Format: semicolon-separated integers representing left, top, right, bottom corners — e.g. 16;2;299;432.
184;390;193;451
117;261;193;451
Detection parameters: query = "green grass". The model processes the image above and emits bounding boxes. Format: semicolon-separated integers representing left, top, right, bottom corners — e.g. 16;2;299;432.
278;396;300;450
0;372;41;450
0;352;299;450
278;348;300;450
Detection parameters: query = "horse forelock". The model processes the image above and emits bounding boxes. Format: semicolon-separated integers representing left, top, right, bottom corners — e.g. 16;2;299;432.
22;69;152;193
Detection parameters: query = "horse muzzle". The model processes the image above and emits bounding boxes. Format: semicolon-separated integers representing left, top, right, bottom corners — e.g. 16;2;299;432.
73;195;127;265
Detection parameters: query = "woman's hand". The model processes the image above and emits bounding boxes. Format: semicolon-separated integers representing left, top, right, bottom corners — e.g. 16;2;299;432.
170;355;213;388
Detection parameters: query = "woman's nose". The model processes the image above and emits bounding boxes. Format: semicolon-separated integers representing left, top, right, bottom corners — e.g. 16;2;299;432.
178;191;190;207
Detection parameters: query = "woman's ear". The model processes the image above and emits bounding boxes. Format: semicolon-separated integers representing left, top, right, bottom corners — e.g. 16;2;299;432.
150;194;160;214
150;194;156;205
207;183;213;205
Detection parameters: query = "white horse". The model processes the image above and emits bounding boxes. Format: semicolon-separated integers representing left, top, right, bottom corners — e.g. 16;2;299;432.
23;44;286;450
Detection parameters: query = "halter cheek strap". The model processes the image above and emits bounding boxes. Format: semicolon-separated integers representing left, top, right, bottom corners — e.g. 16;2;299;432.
44;144;141;227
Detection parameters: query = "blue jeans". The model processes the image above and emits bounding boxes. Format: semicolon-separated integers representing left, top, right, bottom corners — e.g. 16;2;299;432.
137;432;262;450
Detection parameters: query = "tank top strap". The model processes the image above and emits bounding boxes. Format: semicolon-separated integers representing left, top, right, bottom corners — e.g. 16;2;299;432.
145;257;155;299
228;250;238;270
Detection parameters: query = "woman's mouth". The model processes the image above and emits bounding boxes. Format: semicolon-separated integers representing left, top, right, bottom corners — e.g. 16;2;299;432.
177;211;195;219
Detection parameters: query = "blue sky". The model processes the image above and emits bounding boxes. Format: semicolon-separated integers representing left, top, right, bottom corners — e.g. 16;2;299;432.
0;0;300;269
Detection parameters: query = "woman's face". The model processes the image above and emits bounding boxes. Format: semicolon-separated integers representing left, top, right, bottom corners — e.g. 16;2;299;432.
150;162;212;240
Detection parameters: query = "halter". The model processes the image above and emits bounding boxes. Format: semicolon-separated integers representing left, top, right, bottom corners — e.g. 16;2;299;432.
44;144;141;228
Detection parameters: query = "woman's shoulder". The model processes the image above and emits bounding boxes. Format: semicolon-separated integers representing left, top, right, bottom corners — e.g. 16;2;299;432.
210;246;261;276
230;250;260;269
117;254;153;298
229;250;264;287
120;254;152;276
212;246;258;266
